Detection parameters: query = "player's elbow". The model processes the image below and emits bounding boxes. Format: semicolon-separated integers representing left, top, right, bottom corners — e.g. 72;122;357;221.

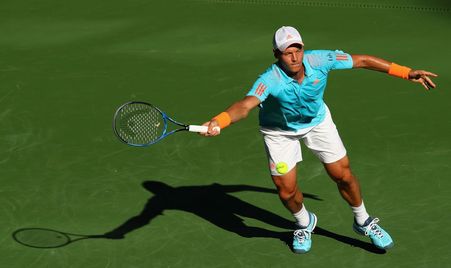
229;97;259;121
352;54;370;68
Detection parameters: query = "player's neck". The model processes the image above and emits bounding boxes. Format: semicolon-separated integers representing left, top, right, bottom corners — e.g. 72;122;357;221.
293;66;305;84
284;66;305;83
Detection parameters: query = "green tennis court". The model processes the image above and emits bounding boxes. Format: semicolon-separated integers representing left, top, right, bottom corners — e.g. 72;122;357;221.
1;0;450;267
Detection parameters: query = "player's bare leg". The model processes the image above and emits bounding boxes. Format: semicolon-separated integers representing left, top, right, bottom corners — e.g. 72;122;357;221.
271;166;303;214
271;165;317;253
323;155;394;249
323;155;362;207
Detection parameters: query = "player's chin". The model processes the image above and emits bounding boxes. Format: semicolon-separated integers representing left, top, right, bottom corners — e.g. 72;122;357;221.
289;65;302;73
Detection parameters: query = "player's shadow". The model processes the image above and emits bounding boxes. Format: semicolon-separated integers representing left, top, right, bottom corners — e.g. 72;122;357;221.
104;180;385;254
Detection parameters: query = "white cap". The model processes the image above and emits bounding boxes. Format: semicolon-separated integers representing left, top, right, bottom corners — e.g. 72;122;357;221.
273;26;304;52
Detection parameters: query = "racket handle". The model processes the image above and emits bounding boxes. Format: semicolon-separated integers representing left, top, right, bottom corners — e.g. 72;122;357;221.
188;125;220;133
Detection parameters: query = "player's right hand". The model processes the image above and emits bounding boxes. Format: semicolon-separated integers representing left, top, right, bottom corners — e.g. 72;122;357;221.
200;120;221;137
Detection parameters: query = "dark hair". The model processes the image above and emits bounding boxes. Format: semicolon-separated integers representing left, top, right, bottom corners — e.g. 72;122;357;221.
273;49;282;57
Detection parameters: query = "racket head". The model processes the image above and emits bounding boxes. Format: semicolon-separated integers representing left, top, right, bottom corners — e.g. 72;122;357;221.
113;101;168;146
12;228;71;248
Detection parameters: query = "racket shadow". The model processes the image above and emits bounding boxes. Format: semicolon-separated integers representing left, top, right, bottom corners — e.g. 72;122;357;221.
12;228;106;249
103;180;384;254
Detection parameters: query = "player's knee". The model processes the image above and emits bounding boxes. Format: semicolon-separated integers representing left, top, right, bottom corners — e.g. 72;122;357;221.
278;187;297;202
333;168;355;185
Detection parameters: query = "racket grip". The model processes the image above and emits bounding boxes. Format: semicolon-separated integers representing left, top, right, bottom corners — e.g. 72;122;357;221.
188;125;220;133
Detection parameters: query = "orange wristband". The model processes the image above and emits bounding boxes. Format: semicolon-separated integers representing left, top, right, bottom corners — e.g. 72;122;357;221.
388;63;411;79
213;112;231;129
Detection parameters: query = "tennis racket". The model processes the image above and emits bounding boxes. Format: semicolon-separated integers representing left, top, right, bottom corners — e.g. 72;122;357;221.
113;101;219;147
12;228;104;248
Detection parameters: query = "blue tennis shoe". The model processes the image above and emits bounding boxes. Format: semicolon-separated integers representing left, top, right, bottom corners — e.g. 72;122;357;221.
293;212;317;254
353;217;394;249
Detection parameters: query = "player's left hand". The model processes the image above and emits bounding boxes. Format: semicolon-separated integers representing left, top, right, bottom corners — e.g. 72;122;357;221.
408;70;438;90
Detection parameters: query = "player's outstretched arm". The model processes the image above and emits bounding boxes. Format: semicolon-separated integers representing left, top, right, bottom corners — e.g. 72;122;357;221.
200;96;261;137
351;54;438;90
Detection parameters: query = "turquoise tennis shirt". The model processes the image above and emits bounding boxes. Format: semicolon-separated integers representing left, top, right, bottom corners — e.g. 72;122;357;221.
247;50;353;131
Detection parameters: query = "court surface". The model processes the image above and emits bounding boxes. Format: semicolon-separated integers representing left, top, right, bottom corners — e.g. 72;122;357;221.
1;0;450;267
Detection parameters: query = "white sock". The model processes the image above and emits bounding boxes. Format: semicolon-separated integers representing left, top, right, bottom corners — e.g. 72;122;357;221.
351;200;370;226
293;204;310;228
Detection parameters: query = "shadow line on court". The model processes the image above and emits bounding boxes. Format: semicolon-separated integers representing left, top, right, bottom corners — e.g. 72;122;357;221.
12;180;385;254
103;180;385;254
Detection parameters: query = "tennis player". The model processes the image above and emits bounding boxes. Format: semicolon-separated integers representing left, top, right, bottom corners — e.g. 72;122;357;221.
201;26;437;253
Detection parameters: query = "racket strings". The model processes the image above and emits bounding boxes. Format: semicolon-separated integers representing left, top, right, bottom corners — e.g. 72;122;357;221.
116;103;164;145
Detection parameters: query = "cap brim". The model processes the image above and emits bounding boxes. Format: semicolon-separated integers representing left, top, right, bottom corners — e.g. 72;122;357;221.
277;39;304;52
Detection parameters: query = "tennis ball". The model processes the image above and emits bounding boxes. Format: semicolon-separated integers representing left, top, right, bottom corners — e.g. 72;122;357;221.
276;162;289;174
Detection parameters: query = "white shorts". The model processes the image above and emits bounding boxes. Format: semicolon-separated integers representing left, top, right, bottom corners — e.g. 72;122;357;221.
261;105;347;176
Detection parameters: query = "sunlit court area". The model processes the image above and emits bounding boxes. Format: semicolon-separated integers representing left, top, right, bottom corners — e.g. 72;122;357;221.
1;0;450;267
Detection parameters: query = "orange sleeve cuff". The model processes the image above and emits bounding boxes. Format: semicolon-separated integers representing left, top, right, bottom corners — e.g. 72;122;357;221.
388;63;411;79
213;112;231;129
